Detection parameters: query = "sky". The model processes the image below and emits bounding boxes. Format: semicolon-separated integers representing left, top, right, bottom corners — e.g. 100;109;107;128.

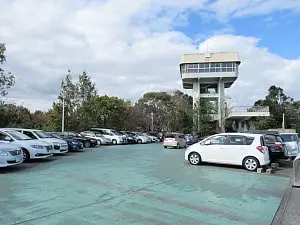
1;0;300;111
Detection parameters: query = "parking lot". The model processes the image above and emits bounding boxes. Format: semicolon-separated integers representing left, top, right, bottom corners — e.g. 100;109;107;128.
0;143;295;225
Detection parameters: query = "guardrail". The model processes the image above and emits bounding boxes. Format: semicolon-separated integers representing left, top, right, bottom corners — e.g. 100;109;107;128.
293;153;300;187
230;106;270;113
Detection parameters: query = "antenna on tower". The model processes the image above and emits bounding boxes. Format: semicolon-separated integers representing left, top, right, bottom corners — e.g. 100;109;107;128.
205;44;211;58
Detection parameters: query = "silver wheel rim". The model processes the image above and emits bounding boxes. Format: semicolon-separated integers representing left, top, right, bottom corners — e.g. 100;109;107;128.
245;158;257;170
23;151;27;160
190;154;199;164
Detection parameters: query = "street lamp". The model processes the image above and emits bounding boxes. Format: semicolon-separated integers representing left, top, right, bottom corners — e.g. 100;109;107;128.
151;112;154;132
61;90;65;133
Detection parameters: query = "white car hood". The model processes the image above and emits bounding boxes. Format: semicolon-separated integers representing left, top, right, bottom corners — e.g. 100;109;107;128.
38;138;67;145
16;139;51;146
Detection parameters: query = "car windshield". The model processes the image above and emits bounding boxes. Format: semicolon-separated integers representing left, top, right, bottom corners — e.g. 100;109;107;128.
280;134;298;142
34;130;53;138
6;130;32;140
112;131;122;136
49;133;62;139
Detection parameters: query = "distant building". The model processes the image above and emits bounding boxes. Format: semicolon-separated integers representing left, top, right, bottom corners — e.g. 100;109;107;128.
179;52;269;133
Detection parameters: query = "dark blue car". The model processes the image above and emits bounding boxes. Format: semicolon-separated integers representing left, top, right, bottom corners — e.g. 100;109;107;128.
48;132;84;151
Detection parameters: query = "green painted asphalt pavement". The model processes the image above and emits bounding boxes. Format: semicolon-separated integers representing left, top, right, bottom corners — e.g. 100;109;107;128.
0;144;290;225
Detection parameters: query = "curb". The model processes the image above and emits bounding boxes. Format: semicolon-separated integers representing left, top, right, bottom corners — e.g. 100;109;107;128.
270;180;293;225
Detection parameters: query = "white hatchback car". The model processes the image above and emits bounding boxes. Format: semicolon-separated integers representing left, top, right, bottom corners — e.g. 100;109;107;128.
185;133;270;171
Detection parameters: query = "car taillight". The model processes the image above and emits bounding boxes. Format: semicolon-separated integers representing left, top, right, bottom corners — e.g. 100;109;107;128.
274;142;282;148
256;146;265;153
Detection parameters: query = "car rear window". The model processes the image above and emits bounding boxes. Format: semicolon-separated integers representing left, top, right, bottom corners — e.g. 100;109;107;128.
264;134;276;144
280;134;298;142
275;135;284;143
165;134;176;138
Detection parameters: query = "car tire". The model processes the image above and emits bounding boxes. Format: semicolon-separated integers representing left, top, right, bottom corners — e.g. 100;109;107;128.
188;152;201;165
22;148;30;162
112;139;117;145
164;146;167;149
243;156;260;171
176;144;180;149
84;141;91;148
137;139;142;144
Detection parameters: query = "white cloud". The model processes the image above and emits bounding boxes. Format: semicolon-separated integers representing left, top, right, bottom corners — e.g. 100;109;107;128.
0;0;299;111
198;35;300;105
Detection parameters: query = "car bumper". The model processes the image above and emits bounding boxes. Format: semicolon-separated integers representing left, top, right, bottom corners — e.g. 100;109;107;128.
52;147;68;154
69;145;82;151
163;141;178;147
285;149;299;157
270;151;285;159
0;155;23;167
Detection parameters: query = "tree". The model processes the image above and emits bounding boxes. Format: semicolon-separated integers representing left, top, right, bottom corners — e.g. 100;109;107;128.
194;98;216;136
0;43;15;96
136;92;173;132
253;85;299;130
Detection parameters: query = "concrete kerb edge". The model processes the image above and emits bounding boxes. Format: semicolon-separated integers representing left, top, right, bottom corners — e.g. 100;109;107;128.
270;179;293;225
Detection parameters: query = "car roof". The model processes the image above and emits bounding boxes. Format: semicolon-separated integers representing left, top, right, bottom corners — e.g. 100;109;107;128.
280;133;298;135
216;132;263;137
4;128;41;132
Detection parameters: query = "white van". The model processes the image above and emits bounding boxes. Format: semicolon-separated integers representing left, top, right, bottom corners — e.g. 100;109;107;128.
0;129;53;161
9;128;68;154
90;128;125;145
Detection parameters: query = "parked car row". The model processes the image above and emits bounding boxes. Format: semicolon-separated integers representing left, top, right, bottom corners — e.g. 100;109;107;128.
184;131;300;172
0;127;160;168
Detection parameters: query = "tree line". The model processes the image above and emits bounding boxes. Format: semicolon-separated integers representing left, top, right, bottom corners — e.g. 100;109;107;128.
1;43;300;134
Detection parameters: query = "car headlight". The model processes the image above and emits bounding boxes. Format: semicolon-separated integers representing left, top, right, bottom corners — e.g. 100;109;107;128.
0;150;8;156
30;145;45;149
71;141;77;145
53;142;61;146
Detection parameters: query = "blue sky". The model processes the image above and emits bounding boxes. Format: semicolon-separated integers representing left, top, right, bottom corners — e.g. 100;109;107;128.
176;10;300;59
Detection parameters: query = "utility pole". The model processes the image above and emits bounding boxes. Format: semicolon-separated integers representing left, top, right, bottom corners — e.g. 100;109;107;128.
62;94;65;132
282;113;285;129
151;112;154;131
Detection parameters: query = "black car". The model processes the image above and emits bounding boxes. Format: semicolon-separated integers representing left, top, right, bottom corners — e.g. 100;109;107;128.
49;132;84;151
120;131;138;144
57;132;99;148
245;131;286;162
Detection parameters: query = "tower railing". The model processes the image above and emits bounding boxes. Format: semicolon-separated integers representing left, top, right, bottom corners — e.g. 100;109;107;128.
230;106;270;113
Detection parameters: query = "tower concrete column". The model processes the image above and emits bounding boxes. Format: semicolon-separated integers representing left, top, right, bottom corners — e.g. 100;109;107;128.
218;78;225;133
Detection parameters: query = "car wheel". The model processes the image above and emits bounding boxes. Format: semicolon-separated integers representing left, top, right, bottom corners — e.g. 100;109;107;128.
97;140;101;146
137;139;142;144
112;139;117;145
22;148;30;162
176;143;180;149
164;146;167;149
188;152;201;165
243;157;259;171
84;141;91;148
